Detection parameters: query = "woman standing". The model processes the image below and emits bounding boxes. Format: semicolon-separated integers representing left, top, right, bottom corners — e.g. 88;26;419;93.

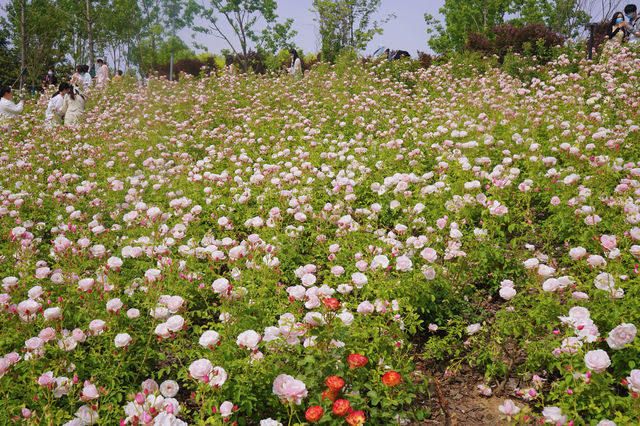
45;82;70;129
608;11;629;44
286;48;302;79
59;85;86;127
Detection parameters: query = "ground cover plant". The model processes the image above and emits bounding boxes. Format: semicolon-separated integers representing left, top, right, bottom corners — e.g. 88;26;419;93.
1;42;640;425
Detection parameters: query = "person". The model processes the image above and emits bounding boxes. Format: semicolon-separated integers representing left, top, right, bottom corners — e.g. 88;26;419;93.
70;65;83;86
59;84;86;127
81;65;92;88
0;86;24;130
112;70;123;82
96;59;109;86
225;55;236;75
42;68;58;88
44;82;70;129
608;11;630;44
285;48;302;78
625;4;640;43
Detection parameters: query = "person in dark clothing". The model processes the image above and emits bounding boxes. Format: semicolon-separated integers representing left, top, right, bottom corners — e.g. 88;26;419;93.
42;68;58;88
392;50;411;60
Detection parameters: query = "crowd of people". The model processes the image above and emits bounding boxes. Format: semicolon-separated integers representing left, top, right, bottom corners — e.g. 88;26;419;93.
0;58;123;132
608;4;640;44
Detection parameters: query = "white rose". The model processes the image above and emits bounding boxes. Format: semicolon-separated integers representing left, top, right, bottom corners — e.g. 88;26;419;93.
467;323;481;335
499;286;517;300
199;330;220;348
160;380;179;398
114;333;132;348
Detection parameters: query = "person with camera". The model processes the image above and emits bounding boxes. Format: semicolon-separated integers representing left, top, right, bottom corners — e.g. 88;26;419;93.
0;86;24;131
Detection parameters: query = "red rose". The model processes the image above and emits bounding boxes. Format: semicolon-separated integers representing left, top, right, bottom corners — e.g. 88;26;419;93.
332;399;352;417
324;297;340;310
346;411;366;426
347;353;368;369
305;405;324;422
322;387;338;402
325;375;344;392
382;371;402;386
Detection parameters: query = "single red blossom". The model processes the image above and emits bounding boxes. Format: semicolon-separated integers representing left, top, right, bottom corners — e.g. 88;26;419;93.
347;353;368;369
346;410;366;425
381;371;402;387
325;375;344;392
305;405;324;422
324;297;340;310
322;388;339;402
332;399;352;417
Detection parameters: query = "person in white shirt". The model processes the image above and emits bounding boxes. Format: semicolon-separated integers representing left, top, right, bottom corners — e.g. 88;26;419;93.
81;65;92;88
285;48;303;79
59;84;86;127
45;82;70;129
625;4;640;43
0;86;24;131
96;59;109;86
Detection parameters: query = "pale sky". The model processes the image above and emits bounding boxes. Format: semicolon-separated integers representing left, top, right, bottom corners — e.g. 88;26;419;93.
0;0;446;56
182;0;446;56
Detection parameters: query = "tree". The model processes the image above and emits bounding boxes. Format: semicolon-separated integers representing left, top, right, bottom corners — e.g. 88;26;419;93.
0;24;19;87
513;0;590;38
2;0;69;89
425;0;514;53
189;0;277;72
312;0;392;62
259;18;297;54
425;0;592;53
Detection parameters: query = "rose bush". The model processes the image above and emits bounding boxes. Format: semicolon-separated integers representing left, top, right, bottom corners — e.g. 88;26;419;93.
0;41;640;424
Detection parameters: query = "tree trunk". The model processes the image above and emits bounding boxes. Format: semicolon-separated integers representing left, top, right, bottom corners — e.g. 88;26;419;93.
86;0;95;71
20;0;26;90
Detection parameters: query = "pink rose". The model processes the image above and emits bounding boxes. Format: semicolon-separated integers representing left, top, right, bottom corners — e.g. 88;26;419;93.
351;272;367;288
77;278;94;292
606;323;637;350
421;247;438;263
584;349;611;373
498;399;520;416
600;235;617;251
627;369;640;393
199;330;220;348
25;337;44;351
81;382;99;400
43;307;61;321
219;401;234;417
236;330;261;350
88;319;106;335
357;301;375;314
568;246;586;260
106;298;123;313
499;286;517;300
395;255;412;272
542;406;567;424
189;359;213;382
165;315;185;332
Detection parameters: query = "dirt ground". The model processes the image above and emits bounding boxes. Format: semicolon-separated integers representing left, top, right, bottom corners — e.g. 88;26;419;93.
411;359;529;425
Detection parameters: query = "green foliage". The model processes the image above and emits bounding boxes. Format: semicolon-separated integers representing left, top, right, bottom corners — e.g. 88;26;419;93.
259;18;298;54
312;0;392;62
426;0;591;54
